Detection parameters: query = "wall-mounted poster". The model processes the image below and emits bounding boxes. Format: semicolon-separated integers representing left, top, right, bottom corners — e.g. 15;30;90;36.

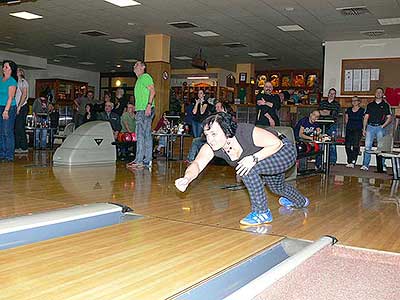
293;73;305;87
270;74;280;87
306;74;317;89
281;74;291;88
257;75;267;87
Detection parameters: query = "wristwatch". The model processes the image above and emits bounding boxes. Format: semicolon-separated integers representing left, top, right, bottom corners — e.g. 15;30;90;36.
252;154;259;163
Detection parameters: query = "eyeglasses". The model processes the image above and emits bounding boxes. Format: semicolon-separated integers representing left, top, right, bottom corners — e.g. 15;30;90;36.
105;105;112;107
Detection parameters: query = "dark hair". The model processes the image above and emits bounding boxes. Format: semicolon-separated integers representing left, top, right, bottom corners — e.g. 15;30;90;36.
282;91;290;100
2;60;18;81
376;87;384;93
202;112;237;138
85;103;93;110
328;88;337;94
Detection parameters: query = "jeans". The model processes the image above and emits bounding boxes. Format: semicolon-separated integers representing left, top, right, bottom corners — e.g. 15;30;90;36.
362;125;385;167
187;137;206;161
326;124;337;164
134;108;154;166
35;128;48;149
191;120;203;138
0;105;17;160
15;104;28;150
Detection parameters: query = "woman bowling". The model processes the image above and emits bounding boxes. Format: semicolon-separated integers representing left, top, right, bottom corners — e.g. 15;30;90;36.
175;112;309;226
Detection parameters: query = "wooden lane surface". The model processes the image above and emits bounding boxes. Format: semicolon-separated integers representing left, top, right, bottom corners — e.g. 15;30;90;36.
2;154;400;252
0;217;282;300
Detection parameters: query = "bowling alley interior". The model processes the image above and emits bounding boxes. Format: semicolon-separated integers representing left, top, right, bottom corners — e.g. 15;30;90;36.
1;1;400;299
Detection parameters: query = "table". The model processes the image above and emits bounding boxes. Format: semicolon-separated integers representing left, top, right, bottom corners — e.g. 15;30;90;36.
152;132;191;161
315;141;333;175
377;151;400;180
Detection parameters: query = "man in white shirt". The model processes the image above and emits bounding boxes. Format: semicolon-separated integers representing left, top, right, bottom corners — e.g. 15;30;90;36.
14;68;29;153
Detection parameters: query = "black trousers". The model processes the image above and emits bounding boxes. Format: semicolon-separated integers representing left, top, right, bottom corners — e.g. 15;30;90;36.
345;127;362;164
14;104;28;150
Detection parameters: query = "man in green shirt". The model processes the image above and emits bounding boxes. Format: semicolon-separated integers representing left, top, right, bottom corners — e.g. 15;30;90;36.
121;103;136;133
128;61;156;169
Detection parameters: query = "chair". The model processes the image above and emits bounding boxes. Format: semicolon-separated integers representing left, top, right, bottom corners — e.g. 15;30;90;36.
273;126;297;181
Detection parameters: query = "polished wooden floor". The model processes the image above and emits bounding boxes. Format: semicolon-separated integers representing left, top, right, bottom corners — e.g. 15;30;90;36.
0;150;399;299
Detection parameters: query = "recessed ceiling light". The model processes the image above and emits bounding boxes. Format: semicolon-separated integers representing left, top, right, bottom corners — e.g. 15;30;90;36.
55;43;76;49
111;70;116;73
123;58;137;62
277;25;304;32
284;7;295;11
193;31;220;37
8;47;28;52
9;11;43;20
174;56;192;60
378;17;400;26
127;22;135;26
79;62;95;65
104;0;141;7
53;59;61;63
109;38;133;43
248;52;268;57
116;64;121;68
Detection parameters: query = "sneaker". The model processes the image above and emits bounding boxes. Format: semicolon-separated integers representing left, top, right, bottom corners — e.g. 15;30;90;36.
20;149;28;153
279;197;310;208
240;209;273;226
360;166;369;171
345;163;354;168
14;148;22;153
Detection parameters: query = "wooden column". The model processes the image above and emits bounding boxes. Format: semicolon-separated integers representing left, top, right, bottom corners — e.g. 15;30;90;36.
144;34;171;125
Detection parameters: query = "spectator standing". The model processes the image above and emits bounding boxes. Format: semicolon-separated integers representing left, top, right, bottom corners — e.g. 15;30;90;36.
344;96;365;168
191;89;211;138
361;88;392;171
0;60;18;161
14;67;29;153
127;61;155;169
319;88;341;165
32;93;49;149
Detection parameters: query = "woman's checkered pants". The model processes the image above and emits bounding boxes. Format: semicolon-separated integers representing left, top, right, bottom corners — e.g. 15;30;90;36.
241;138;307;212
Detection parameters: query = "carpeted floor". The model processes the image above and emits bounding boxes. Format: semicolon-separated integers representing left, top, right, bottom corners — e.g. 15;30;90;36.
330;165;393;180
254;246;400;300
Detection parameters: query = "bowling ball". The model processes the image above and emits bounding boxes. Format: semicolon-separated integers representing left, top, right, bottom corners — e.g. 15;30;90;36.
130;132;137;142
117;132;124;142
296;141;307;155
123;133;132;142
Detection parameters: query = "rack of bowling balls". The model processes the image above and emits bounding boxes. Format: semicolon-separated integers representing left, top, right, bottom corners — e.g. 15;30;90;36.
296;141;321;159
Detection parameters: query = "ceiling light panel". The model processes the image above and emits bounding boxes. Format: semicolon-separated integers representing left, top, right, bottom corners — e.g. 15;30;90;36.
78;62;95;65
193;31;220;37
109;38;133;43
9;11;42;20
248;52;268;57
174;56;192;60
55;43;76;48
378;17;400;26
123;58;137;62
104;0;141;7
277;25;304;32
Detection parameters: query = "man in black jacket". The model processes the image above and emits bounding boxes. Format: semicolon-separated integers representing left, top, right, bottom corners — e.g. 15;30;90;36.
98;101;121;139
255;81;281;127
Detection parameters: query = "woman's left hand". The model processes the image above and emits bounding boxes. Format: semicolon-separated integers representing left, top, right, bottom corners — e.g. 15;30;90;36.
2;110;9;120
236;155;256;176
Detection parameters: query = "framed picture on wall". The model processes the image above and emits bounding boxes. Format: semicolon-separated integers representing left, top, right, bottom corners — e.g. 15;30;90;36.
256;74;267;87
293;73;305;87
270;74;280;87
239;72;247;83
281;74;291;88
306;74;317;89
